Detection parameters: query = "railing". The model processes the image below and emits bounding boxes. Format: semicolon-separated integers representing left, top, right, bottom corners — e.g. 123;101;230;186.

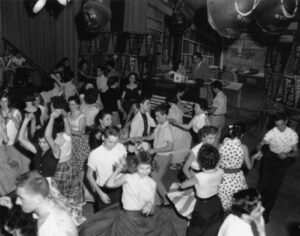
2;37;48;79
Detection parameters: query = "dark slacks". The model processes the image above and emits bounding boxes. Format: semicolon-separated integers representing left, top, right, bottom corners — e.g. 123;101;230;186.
187;195;224;236
96;186;122;211
258;150;294;221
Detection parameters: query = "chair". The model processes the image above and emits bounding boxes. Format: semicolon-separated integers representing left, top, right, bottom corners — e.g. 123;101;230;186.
219;70;238;82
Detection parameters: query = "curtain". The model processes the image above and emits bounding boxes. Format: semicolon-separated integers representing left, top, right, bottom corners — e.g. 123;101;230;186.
0;0;83;85
123;0;148;33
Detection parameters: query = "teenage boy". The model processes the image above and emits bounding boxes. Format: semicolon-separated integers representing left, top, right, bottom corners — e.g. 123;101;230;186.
144;104;174;205
87;126;127;210
129;97;156;138
256;112;298;223
0;171;77;236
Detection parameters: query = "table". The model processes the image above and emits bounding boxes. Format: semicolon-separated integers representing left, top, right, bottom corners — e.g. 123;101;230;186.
144;77;243;108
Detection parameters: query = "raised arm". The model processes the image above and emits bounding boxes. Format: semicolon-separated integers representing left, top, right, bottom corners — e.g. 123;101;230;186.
106;165;127;188
18;113;37;154
45;111;61;159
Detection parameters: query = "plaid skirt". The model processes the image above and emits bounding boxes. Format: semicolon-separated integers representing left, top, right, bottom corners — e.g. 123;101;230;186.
72;135;90;173
52;159;84;204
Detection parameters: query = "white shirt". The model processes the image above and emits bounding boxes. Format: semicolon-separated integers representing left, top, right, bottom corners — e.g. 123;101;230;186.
38;200;78;236
153;121;173;156
191;113;209;133
194;167;223;199
80;104;99;127
96;75;108;93
218;214;253;236
129;111;156;138
264;127;298;154
5;109;21;145
87;143;127;186
122;173;156;211
55;133;72;162
212;91;227;115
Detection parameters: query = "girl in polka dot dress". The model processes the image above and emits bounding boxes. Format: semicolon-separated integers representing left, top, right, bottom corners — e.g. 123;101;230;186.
218;124;256;211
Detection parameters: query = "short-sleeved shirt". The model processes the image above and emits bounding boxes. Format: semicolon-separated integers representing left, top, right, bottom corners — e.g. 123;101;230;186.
218;214;254;236
80;105;99;127
55;133;72;162
212;91;227;115
38;200;78;236
264;126;298;154
122;173;156;211
34;145;59;178
153;121;173;156
87;143;127;186
194;167;224;199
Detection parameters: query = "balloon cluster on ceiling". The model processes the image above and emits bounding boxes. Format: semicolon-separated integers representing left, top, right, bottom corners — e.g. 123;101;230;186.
26;0;71;14
204;0;298;38
77;0;111;35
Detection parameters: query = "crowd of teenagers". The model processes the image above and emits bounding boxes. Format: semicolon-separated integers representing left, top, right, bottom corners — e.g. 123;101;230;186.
0;56;298;236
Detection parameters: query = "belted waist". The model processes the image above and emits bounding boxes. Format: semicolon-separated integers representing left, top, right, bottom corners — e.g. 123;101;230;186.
196;194;218;202
222;168;241;174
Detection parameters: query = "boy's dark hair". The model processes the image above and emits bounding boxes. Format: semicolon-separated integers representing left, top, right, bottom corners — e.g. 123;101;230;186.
198;126;218;141
154;103;169;116
231;188;261;217
193;52;203;60
197;143;220;170
103;126;120;138
211;80;223;90
273;112;287;122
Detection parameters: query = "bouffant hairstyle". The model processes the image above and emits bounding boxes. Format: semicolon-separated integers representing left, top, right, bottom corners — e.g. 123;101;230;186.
197;143;220;170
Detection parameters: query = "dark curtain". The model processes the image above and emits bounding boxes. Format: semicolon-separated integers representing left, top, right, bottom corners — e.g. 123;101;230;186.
123;0;148;33
0;0;82;84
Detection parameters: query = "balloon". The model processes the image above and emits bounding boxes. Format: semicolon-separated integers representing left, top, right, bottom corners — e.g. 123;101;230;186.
81;0;111;34
207;0;259;38
256;0;298;34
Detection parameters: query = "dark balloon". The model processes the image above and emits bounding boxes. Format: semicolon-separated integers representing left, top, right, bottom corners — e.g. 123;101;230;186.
207;0;257;38
256;0;297;34
81;0;111;34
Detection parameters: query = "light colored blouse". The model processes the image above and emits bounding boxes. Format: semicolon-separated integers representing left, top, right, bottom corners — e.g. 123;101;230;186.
194;167;223;199
191;113;209;133
55;133;72;162
68;113;85;132
122;173;156;211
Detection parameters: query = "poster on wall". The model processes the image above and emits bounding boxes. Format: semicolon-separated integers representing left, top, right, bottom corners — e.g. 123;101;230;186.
222;33;267;73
